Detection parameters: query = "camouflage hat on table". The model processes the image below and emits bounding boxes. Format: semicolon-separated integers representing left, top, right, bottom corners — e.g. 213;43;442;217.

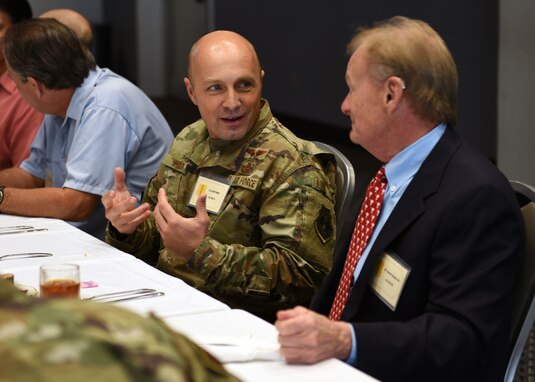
0;279;238;382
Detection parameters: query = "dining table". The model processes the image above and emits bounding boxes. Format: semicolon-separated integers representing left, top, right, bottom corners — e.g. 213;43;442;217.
0;214;377;382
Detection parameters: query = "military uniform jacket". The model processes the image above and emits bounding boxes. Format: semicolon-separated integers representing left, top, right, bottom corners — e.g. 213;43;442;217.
0;280;237;382
108;100;337;321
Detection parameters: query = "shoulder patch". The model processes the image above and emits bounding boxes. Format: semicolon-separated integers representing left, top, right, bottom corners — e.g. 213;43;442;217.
315;204;334;243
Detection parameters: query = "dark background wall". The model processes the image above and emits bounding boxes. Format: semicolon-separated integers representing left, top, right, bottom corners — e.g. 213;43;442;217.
213;0;499;162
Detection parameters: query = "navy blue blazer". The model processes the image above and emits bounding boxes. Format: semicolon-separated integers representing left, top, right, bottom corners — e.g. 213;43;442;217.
311;127;524;381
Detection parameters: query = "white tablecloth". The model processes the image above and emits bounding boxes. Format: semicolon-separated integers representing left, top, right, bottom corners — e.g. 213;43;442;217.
0;215;376;381
0;215;227;317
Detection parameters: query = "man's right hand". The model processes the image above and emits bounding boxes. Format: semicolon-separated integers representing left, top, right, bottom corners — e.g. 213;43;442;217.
102;167;151;234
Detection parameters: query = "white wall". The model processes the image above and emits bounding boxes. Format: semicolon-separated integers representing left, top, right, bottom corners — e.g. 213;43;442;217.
498;0;535;185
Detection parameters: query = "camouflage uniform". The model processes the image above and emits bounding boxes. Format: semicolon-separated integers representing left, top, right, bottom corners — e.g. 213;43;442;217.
107;100;337;321
0;280;238;382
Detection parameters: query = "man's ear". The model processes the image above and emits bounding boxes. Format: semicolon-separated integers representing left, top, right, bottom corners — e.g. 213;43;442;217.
27;77;45;98
184;77;197;105
385;76;405;107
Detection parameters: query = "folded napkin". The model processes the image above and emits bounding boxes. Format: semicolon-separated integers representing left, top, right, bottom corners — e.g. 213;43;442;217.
193;335;282;363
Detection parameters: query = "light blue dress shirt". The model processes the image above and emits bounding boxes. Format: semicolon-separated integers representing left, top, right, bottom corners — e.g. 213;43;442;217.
346;123;447;364
21;67;174;239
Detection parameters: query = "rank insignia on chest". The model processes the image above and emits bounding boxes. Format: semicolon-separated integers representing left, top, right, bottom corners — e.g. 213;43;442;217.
240;161;256;175
245;147;270;160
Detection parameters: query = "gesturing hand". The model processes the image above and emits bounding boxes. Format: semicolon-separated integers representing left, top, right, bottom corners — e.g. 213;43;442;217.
102;167;151;234
153;188;210;260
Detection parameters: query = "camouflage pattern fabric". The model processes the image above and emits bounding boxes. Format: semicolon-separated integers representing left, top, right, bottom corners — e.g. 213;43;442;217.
107;100;337;321
0;279;238;382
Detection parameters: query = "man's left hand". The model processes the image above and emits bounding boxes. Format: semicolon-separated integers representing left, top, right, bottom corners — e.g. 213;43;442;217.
153;188;210;260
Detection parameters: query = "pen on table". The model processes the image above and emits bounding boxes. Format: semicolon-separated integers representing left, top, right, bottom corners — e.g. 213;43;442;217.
0;228;49;235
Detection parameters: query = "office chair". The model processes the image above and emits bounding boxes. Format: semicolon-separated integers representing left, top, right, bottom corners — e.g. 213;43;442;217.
504;180;535;382
313;141;356;242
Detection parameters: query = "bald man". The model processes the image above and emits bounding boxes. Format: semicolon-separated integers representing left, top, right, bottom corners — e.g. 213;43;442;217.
40;8;93;50
103;31;337;322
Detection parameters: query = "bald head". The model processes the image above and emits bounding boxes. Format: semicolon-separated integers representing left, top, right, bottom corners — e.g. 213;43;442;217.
183;30;264;141
187;30;261;80
40;8;93;50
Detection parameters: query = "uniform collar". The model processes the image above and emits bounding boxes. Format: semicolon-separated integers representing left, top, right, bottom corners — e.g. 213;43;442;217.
190;99;273;171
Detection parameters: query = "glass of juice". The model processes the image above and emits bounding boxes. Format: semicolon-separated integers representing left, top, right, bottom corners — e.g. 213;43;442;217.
39;264;80;298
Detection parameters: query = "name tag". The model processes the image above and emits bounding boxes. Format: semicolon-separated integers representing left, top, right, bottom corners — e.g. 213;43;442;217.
370;252;411;311
189;172;231;214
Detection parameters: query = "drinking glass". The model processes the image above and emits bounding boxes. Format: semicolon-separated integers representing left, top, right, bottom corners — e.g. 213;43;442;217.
39;264;80;298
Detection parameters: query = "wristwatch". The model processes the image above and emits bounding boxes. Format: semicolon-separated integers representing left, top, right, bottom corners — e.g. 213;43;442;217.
0;186;5;207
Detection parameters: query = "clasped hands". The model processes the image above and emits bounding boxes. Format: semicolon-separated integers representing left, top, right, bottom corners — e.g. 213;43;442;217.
102;168;210;259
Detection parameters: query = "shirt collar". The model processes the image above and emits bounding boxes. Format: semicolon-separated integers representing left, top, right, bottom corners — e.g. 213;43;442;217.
0;71;16;95
64;66;103;123
385;123;447;191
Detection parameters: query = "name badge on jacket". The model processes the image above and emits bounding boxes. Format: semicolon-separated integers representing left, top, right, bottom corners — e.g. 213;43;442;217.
189;172;231;214
370;251;411;311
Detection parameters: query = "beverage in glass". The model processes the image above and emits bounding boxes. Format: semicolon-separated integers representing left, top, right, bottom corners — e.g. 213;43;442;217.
39;264;80;298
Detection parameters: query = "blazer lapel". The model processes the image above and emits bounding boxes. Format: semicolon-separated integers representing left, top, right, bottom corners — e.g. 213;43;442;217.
340;127;462;320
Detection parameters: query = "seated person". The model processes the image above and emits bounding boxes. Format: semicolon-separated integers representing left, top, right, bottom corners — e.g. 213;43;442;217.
0;279;237;382
275;16;524;381
0;18;174;240
39;8;94;52
104;31;337;322
0;0;42;170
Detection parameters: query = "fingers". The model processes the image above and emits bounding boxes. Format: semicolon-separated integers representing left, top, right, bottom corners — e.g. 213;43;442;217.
276;305;308;321
156;188;174;224
195;193;210;224
101;190;116;209
114;167;127;192
153;201;165;232
111;203;151;234
276;308;311;337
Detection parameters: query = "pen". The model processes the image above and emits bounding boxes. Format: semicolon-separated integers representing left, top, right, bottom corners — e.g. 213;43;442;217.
0;228;49;235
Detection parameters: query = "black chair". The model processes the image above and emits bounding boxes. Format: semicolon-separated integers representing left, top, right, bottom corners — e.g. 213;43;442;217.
505;180;535;382
313;141;356;242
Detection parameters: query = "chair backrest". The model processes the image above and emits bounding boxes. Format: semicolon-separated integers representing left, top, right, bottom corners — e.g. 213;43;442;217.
313;141;356;242
504;180;535;382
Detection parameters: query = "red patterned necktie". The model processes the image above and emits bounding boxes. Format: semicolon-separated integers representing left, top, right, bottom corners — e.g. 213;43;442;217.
329;166;387;321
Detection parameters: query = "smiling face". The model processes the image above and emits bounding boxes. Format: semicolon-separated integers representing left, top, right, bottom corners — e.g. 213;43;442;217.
184;32;264;141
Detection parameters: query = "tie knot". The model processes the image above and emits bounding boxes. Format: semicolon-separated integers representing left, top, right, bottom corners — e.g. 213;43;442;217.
374;166;387;186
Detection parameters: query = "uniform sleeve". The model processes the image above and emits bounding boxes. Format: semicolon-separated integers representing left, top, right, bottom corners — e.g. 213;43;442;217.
105;169;162;265
186;158;337;320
